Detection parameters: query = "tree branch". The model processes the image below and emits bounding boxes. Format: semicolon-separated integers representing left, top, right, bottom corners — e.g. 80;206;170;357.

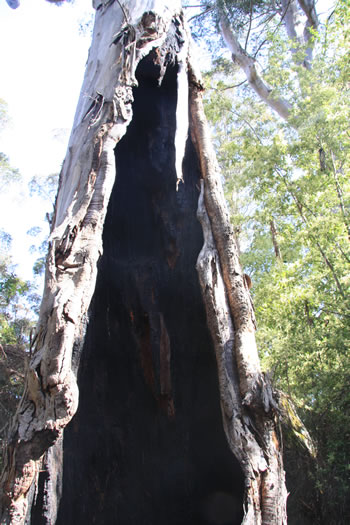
218;10;291;121
187;6;214;23
244;0;254;51
281;0;319;67
280;0;305;43
298;0;319;30
228;108;264;144
116;0;129;23
208;78;247;91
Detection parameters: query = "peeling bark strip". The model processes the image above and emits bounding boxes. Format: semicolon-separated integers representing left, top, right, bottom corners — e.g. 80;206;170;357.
189;69;287;523
1;2;287;524
188;66;262;408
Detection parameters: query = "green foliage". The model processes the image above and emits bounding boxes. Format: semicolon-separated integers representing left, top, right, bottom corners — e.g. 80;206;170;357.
204;2;350;522
0;235;37;469
0;343;26;470
0;248;37;346
0;101;56;469
187;0;289;63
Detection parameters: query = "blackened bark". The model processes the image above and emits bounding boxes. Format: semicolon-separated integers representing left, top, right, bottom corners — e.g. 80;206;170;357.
30;439;63;525
55;57;244;525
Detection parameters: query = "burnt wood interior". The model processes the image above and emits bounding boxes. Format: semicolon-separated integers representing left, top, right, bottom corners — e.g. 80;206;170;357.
55;55;244;525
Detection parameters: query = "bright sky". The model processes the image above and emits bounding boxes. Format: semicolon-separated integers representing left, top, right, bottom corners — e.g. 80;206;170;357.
0;0;207;284
0;0;94;280
0;0;334;284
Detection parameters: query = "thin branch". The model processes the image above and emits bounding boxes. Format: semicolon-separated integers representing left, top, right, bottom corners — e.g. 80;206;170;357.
207;79;248;91
0;421;9;436
188;6;214;23
327;9;336;23
0;399;11;416
330;151;350;240
228;108;264;145
253;11;286;58
320;305;350;319
253;36;270;59
270;219;282;260
0;344;7;360
244;0;254;51
253;9;280;26
336;243;350;265
6;368;25;379
275;167;319;219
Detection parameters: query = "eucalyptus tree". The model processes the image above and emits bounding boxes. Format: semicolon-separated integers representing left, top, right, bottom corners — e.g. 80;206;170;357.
188;0;322;119
0;1;287;524
218;0;319;118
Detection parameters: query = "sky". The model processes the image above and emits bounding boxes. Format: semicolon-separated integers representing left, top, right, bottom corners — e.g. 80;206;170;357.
0;0;206;283
0;0;94;280
0;0;334;284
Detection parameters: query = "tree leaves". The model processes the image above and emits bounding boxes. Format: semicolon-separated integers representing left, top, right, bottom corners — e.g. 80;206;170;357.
204;2;350;522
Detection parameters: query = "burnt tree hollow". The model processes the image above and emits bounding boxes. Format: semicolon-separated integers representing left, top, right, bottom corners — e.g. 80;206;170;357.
55;55;244;525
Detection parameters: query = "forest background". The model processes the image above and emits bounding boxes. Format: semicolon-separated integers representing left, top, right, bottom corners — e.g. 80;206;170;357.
0;1;349;524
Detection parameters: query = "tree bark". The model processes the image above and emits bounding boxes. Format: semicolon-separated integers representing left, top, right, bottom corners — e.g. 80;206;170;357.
218;0;319;119
0;1;287;523
280;0;319;68
219;11;291;121
270;220;282;260
189;64;287;524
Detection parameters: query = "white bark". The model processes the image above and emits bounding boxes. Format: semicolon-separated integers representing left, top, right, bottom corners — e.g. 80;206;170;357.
298;0;319;35
219;12;291;121
281;0;306;43
281;0;319;67
218;1;319;119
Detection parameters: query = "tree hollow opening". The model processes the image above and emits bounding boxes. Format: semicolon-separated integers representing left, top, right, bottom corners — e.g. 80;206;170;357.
57;53;244;525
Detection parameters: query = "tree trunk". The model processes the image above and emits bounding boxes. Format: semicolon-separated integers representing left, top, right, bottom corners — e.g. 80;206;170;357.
0;1;287;524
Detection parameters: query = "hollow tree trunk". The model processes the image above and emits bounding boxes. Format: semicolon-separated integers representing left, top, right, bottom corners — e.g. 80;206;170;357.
0;1;287;524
